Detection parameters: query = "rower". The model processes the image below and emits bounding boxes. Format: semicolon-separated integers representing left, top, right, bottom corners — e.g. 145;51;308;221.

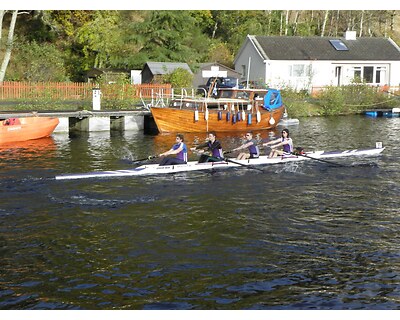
159;134;188;166
232;131;260;160
263;128;293;158
190;132;224;163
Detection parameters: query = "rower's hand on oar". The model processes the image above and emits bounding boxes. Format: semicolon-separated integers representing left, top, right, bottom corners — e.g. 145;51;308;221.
129;154;159;164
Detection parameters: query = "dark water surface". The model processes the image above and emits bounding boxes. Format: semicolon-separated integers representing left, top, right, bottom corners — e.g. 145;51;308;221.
1;115;399;310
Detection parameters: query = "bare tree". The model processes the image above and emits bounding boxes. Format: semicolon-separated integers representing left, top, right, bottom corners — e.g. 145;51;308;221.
292;11;300;35
0;10;5;42
321;10;329;37
359;10;364;37
0;10;18;82
284;10;290;35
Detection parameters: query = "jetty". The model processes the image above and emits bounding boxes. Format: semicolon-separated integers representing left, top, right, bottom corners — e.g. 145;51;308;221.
0;110;155;134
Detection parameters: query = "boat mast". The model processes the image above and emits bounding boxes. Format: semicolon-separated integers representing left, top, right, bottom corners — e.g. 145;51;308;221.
246;57;251;89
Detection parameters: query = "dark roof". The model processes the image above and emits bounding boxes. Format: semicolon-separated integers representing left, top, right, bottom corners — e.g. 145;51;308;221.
253;36;400;61
144;62;192;75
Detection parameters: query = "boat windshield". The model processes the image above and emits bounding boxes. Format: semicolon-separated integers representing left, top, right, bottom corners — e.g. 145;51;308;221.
218;90;250;100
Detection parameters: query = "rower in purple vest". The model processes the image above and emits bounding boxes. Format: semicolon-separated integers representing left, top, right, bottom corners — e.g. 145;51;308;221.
263;128;294;158
232;131;260;160
159;134;188;166
190;132;224;163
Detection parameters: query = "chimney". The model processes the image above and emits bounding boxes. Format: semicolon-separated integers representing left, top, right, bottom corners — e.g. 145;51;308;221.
345;30;357;40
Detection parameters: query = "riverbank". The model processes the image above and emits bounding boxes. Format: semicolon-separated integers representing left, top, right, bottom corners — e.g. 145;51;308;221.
1;84;399;118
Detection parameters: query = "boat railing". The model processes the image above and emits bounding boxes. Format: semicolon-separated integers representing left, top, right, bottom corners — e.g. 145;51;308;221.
142;87;204;110
140;88;171;110
142;87;267;114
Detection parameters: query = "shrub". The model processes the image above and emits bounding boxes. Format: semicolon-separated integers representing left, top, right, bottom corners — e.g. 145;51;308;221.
161;68;193;89
315;84;399;115
280;87;320;118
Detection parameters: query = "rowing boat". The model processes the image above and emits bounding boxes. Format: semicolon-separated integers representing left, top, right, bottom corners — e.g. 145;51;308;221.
55;146;385;180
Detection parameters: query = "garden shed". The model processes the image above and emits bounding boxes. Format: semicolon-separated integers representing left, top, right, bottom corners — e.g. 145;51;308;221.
141;62;192;84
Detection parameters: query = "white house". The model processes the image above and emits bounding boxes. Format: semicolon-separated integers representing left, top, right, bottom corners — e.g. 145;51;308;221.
234;32;400;92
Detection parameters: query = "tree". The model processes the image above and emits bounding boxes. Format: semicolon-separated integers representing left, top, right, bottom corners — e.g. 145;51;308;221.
0;10;18;82
75;11;121;69
320;11;330;37
134;11;209;65
207;41;234;67
8;41;68;81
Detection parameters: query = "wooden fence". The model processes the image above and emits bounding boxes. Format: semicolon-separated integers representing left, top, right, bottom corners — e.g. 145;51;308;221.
0;81;172;100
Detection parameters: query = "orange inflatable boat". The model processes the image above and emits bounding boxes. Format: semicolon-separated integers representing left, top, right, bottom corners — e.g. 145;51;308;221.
0;117;59;144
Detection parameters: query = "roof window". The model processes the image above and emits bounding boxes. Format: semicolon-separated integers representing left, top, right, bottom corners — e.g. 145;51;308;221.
329;39;349;51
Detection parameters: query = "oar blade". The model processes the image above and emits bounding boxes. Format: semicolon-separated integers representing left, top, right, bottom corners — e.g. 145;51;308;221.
224;158;265;173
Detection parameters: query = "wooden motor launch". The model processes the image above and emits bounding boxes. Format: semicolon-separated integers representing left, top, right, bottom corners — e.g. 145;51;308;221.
149;88;285;133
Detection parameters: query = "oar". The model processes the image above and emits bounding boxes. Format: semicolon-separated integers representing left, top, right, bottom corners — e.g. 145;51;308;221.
224;158;265;173
292;152;348;167
131;155;159;164
264;143;347;167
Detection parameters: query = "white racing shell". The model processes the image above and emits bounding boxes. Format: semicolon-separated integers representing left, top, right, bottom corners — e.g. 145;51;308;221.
55;146;385;181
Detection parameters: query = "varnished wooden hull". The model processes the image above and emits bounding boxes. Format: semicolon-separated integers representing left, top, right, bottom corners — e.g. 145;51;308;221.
151;106;285;133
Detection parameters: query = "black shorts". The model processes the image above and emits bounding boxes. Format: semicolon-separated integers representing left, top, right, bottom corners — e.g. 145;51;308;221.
159;157;187;166
198;155;223;163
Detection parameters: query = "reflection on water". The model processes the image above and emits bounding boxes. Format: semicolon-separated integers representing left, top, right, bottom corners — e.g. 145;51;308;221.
0;137;58;176
0;115;400;310
0;137;56;158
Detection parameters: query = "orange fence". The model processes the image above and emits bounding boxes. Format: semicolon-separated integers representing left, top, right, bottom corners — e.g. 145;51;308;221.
0;81;172;100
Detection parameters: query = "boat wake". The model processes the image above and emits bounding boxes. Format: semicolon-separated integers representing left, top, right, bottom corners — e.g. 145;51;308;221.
349;161;379;168
274;162;305;174
48;193;158;208
119;147;136;162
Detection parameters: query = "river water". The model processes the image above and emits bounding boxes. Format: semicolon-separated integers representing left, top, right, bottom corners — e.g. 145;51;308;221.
0;115;399;310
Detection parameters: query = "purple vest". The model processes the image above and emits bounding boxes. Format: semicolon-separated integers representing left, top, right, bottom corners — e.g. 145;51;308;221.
173;142;188;161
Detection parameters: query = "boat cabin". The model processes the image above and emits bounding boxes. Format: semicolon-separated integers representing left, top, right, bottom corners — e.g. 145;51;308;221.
170;88;282;112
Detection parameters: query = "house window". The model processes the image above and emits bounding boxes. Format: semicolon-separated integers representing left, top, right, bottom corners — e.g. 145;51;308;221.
375;67;386;84
352;66;387;84
289;64;310;77
329;39;349;51
353;67;362;80
364;66;374;83
241;65;246;78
